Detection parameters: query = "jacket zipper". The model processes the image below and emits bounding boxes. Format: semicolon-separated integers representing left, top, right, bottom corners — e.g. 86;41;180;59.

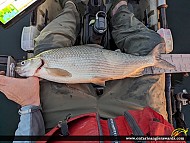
108;118;120;143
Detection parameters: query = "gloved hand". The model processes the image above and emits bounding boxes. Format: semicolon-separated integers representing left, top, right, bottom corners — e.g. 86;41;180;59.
0;71;40;107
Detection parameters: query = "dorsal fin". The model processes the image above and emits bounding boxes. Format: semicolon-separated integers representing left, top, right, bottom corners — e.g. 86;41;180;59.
86;44;104;49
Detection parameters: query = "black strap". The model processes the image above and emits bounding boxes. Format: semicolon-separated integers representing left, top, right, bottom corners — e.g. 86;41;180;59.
96;114;104;143
124;111;146;143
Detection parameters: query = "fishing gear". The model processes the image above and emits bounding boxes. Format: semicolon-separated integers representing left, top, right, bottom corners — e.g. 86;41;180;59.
82;0;109;48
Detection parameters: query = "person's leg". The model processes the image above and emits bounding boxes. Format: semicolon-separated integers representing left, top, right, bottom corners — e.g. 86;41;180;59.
34;1;80;55
98;1;168;120
40;81;97;131
34;2;97;130
110;1;164;55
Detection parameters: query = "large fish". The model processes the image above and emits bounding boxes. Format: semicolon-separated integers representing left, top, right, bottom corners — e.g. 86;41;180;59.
15;44;174;86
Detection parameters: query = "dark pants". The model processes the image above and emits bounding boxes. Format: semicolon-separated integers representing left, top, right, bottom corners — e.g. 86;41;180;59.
34;2;166;130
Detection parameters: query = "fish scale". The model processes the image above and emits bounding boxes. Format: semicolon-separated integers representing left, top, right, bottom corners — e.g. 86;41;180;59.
15;44;174;85
38;45;152;82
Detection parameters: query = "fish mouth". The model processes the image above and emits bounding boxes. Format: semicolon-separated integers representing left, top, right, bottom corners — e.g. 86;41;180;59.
15;66;21;73
15;66;26;75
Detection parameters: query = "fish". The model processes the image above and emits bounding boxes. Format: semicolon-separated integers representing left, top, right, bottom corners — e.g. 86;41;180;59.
15;43;175;86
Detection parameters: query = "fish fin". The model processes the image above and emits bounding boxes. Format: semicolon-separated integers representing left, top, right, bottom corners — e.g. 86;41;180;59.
127;68;144;77
86;44;104;49
92;81;106;86
149;43;165;55
115;49;122;52
45;68;72;77
91;77;108;86
150;43;175;70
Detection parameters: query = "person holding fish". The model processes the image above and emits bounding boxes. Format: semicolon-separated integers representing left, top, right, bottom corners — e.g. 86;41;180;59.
0;0;178;140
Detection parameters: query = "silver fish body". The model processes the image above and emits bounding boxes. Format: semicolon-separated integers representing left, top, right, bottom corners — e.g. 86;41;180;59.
15;44;174;86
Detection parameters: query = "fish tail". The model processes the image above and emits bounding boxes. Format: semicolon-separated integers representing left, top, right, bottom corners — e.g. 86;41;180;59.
150;43;175;69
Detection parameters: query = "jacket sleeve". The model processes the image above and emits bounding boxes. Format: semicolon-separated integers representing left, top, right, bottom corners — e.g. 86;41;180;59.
13;105;45;143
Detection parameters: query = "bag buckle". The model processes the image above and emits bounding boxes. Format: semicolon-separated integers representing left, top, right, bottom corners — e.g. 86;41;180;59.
58;113;72;136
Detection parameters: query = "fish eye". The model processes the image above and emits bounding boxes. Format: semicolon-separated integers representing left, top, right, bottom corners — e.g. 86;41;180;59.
21;61;25;65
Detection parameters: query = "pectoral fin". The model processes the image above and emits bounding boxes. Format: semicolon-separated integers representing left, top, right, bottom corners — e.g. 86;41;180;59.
45;68;72;77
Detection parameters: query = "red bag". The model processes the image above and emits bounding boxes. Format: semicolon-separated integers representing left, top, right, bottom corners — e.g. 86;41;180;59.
37;107;185;143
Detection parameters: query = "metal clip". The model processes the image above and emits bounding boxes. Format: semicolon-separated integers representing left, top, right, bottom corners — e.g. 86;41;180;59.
176;91;189;106
10;63;15;77
94;11;107;34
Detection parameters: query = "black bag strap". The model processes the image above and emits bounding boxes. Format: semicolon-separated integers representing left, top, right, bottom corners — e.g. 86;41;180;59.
124;111;146;143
